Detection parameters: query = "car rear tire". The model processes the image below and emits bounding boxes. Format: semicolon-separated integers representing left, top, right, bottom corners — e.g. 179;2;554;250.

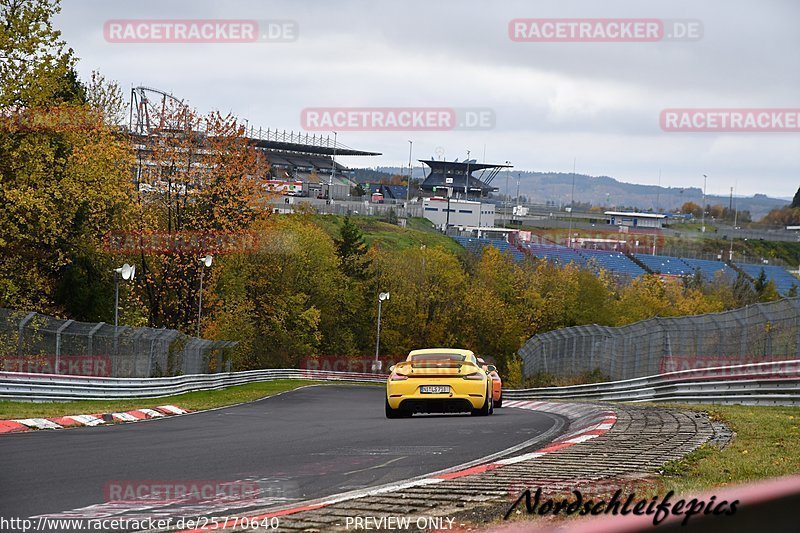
495;392;503;408
471;386;493;416
385;398;404;419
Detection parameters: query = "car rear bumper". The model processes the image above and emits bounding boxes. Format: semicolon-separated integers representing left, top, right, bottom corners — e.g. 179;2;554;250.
396;397;477;413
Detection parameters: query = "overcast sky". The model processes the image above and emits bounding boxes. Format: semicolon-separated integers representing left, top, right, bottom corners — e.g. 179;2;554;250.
55;0;799;198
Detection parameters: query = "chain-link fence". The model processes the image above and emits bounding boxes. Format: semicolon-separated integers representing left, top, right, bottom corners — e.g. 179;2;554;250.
0;308;237;377
518;298;800;381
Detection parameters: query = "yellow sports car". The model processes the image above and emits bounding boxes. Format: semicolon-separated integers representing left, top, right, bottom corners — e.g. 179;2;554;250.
385;348;494;418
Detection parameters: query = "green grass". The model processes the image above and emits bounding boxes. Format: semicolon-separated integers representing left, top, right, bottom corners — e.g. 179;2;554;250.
658;404;800;493
667;222;719;233
306;214;464;255
0;379;322;420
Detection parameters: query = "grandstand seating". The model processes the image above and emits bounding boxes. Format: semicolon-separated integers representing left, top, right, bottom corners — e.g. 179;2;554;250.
680;258;733;281
452;237;526;262
737;263;800;295
634;254;692;276
578;248;647;278
523;244;586;267
452;237;799;295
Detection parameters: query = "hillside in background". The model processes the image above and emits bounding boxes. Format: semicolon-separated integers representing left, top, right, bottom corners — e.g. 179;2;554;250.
358;167;790;219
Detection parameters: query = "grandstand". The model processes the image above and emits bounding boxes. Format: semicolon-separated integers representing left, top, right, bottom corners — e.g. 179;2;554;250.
522;244;586;267
738;263;800;295
579;248;647;278
129;86;381;200
634;254;692;276
680;258;734;281
452;237;525;262
452;236;799;295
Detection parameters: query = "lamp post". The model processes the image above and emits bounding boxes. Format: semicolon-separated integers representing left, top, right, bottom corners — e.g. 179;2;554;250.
197;254;213;337
568;158;576;248
465;150;471;198
112;263;136;327
730;186;738;261
504;161;511;221
374;292;390;372
701;174;708;233
406;140;413;208
329;131;338;202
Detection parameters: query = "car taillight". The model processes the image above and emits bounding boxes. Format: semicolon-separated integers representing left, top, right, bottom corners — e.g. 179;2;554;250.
390;373;408;381
463;372;485;380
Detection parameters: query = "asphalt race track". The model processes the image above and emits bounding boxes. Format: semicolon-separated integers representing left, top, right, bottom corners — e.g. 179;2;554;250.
0;385;559;525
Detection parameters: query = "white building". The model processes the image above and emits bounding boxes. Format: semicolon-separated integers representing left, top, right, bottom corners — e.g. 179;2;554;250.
423;198;495;229
605;211;666;229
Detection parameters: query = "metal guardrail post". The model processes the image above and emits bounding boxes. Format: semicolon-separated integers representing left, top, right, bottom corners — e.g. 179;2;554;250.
86;322;105;357
54;319;74;375
16;312;37;357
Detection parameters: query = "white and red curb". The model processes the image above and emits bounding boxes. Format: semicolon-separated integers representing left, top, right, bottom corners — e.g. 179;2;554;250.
0;405;188;434
173;400;618;532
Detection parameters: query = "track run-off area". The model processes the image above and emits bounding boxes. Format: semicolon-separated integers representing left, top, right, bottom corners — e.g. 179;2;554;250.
0;385;567;528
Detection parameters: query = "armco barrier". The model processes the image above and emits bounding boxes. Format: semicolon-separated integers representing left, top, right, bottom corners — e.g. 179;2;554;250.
2;361;799;405
0;369;385;402
504;360;800;406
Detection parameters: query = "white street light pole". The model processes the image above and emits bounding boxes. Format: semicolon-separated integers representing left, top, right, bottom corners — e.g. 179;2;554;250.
406;140;413;207
329;131;338;202
504;160;511;214
197;254;213;337
701;174;708;233
112;263;136;328
374;292;390;372
465;150;471;198
568;157;576;248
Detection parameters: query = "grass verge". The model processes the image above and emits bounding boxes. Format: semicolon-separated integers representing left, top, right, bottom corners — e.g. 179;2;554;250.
658;404;800;493
0;379;325;420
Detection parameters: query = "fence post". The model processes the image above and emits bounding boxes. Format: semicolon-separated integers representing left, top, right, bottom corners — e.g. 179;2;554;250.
16;312;37;357
86;322;105;357
54;319;74;375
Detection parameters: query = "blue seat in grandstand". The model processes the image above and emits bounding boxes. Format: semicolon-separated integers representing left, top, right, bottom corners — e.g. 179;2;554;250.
680;258;733;282
524;243;586;267
453;237;525;262
578;249;647;278
634;254;693;276
737;263;800;295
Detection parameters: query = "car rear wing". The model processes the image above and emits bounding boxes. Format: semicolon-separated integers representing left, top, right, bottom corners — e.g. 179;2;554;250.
393;359;483;374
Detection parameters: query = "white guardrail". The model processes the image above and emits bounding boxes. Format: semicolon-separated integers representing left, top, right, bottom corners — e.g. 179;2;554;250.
1;361;799;405
0;369;385;402
504;360;800;406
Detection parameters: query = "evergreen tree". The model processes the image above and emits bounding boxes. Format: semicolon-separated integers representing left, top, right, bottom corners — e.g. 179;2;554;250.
753;268;769;294
792;186;800;209
334;217;370;279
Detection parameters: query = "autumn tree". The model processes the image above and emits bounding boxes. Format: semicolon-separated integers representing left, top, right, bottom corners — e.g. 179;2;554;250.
134;101;272;331
680;201;702;218
0;0;136;318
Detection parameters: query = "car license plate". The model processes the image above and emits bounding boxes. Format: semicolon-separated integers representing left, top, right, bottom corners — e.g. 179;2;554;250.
420;385;450;394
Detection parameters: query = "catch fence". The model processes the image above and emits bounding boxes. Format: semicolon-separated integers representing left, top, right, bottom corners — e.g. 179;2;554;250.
518;298;800;380
0;308;236;378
